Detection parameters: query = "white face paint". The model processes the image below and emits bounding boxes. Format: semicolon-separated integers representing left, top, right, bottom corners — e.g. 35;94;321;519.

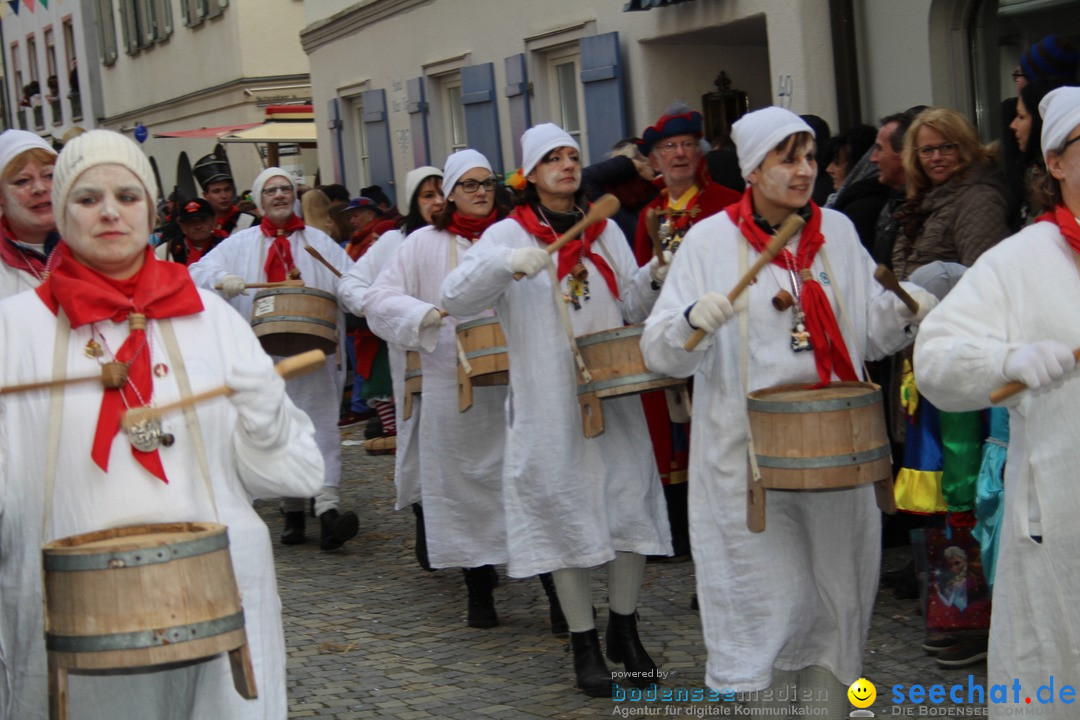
747;136;816;224
64;164;150;279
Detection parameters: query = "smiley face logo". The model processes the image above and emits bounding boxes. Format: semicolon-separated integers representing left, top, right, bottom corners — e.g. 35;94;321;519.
848;678;876;708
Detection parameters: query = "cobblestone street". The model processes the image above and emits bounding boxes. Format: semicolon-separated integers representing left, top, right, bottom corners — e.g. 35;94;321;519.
257;426;988;719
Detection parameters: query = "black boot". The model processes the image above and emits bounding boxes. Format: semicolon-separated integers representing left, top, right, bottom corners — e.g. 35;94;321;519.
281;511;306;545
570;629;613;697
319;509;359;551
411;503;434;572
538;572;568;636
462;566;498;628
605;610;658;687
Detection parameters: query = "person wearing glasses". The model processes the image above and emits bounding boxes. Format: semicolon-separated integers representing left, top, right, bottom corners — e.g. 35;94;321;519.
190;167;359;552
914;85;1080;714
891;108;1010;281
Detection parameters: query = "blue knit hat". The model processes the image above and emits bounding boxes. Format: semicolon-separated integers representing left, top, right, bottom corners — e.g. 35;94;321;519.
1020;35;1079;82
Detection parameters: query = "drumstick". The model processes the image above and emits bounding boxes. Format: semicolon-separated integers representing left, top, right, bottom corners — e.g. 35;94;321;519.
304;244;343;278
645;207;666;265
1;373;103;395
873;265;919;315
513;194;621;280
213;279;304;290
120;349;326;431
989;347;1080;404
683;214;806;352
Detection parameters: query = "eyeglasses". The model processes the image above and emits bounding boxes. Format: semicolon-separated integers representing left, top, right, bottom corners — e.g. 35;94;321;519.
261;184;294;196
916;142;959;159
455;178;498;194
1063;134;1080;152
1011;69;1025;81
656;140;698;154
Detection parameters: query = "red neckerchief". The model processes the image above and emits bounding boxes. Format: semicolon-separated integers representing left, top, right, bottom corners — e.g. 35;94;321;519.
0;216;50;277
446;209;498;241
261;215;305;282
1042;205;1080;253
184;237;211;266
726;190;857;387
510;203;619;299
36;244;204;482
214;205;240;240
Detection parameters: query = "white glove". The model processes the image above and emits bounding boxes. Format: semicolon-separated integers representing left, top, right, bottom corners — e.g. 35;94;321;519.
898;289;939;324
687;292;735;334
420;307;444;330
226;362;287;448
649;251;674;285
509;247;549;277
1003;340;1076;391
220;274;248;299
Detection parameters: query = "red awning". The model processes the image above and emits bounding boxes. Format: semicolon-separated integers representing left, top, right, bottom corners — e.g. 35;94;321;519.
153;123;261;139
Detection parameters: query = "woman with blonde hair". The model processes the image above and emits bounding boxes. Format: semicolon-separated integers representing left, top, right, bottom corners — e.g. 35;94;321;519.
301;187;341;242
892;107;1011;280
0;129;58;297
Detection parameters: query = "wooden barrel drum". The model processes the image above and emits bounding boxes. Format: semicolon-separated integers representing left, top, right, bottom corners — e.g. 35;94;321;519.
250;286;338;356
745;381;896;532
456;316;509;412
575;323;686;438
42;522;256;718
402;350;421;421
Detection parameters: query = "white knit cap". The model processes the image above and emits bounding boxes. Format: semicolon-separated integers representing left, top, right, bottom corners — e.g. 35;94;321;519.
0;129;56;177
404;166;443;209
731;107;815;180
442;150;492;196
251;167;296;209
51;129;157;239
1040;86;1080;163
521;123;579;176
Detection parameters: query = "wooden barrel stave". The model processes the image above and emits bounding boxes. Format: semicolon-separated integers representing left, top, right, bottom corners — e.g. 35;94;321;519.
251;287;338;356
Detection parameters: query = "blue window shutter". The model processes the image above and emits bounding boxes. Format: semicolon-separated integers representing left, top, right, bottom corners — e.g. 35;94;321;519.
580;32;627;165
461;63;504;173
361;88;397;206
406;76;430;167
327;98;346;186
503;54;530;169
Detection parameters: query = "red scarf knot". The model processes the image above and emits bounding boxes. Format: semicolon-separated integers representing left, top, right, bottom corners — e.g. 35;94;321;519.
213;205;241;240
509;203;619;299
726;190;857;387
261;215;305;282
35;244;204;482
445;209;498;241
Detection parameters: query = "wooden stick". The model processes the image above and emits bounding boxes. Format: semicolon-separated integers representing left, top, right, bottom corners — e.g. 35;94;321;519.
121;349;326;431
0;373;102;395
645;207;666;265
513;194;621;280
873;264;919;315
989;347;1080;404
683;214;806;351
304;244;343;278
213;279;304;290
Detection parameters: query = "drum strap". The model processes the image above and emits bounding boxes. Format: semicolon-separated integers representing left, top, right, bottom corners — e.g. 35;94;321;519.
546;260;593;384
448;235;473;375
737;238;763;485
160;320;219;520
818;248;871;381
43;310;71;536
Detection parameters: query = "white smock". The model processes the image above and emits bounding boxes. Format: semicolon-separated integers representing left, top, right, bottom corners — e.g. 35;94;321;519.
914;220;1080;720
338;229;421;509
640;208;916;692
0;287;323;720
0;256;42;298
364;225;508;568
441;216;671;578
190;225;350;497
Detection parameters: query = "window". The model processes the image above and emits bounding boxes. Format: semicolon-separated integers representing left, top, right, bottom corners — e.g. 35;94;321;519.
544;46;587;159
443;79;466;153
44;28;61;126
63;19;82;120
181;0;227;27
26;35;43;129
11;42;26;129
349;95;371;189
120;0;171;54
93;0;119;65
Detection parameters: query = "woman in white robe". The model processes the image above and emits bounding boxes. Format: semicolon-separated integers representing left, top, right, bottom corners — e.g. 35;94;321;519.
0;130;58;298
914;87;1080;720
640;108;934;714
441;125;671;697
338;166;443;570
0;129;322;720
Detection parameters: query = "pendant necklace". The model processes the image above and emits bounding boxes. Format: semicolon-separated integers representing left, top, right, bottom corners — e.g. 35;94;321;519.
538;205;590;310
781;250;813;353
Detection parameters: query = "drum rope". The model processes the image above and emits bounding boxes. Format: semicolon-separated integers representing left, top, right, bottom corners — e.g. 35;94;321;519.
546;259;593;384
43;310;71;537
449;235;473;376
736;236;764;485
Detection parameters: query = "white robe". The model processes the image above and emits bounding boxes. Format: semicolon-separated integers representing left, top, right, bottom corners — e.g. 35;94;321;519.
914;220;1080;720
640;208;915;692
0;287;323;720
441;217;671;578
363;226;508;568
190;225;351;493
0;258;42;299
338;229;421;510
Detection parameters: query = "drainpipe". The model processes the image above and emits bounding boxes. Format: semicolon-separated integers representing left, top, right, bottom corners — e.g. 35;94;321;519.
829;0;861;129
